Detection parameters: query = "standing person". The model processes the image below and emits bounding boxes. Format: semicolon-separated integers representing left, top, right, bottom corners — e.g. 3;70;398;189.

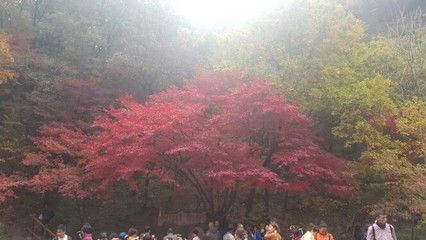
234;224;248;240
214;221;224;239
253;225;264;240
301;224;317;240
97;232;108;240
110;233;120;240
314;223;334;240
354;224;368;240
128;228;139;240
223;231;235;240
367;211;397;240
264;224;281;240
235;230;248;240
53;224;72;240
214;221;220;229
119;232;129;240
249;226;259;240
78;223;94;240
39;203;55;225
223;224;235;240
192;230;201;240
289;225;303;240
269;219;280;234
163;228;177;240
259;224;265;240
141;227;156;240
206;222;220;240
236;224;244;232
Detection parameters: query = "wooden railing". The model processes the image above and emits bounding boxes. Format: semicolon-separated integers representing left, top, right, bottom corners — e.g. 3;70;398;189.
27;214;56;240
158;208;206;226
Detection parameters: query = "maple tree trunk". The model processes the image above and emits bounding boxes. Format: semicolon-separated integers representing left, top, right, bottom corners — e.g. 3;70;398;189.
142;176;150;209
75;199;86;225
263;188;270;221
245;187;256;219
225;187;238;216
206;187;237;223
281;191;289;221
260;146;275;221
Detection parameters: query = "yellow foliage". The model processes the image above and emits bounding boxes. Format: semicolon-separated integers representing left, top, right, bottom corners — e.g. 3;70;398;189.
0;36;15;85
396;99;426;163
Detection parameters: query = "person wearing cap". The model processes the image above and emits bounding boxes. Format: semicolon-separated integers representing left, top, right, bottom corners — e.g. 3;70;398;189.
119;232;129;240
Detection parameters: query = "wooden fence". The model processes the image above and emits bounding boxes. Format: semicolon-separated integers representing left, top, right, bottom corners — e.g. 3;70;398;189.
157;208;206;226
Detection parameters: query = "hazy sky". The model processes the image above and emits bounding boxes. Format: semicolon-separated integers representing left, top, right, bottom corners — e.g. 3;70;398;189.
171;0;291;29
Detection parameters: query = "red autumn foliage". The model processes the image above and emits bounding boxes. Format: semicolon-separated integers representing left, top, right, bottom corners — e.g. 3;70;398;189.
1;76;115;200
1;70;353;217
82;70;353;215
21;123;89;199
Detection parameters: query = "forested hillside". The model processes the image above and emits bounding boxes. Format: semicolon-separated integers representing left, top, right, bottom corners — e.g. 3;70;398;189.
0;1;424;239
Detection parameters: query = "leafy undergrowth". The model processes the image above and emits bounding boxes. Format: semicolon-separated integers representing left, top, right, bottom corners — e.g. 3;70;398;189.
398;226;426;240
0;225;10;240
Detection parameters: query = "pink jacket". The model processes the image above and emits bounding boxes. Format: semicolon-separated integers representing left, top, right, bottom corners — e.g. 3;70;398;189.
83;234;93;240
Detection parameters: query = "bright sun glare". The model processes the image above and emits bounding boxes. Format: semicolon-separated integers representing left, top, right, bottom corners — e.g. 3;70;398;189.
171;0;290;29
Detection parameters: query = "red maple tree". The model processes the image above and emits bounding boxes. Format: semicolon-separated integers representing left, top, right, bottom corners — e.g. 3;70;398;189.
1;70;353;220
83;70;353;218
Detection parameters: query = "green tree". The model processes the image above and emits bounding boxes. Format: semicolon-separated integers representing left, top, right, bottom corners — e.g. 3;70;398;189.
214;0;426;224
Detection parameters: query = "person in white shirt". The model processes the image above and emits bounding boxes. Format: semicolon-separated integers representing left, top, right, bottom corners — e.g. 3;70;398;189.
367;210;397;240
223;232;235;240
301;223;317;240
53;224;72;240
163;228;178;240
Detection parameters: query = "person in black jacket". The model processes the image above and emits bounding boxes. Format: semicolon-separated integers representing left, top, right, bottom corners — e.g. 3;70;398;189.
40;204;55;225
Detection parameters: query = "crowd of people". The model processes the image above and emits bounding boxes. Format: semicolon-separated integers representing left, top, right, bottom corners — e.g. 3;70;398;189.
51;211;397;240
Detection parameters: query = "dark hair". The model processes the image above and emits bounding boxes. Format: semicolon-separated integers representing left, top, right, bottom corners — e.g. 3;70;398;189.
192;229;199;236
143;233;152;240
318;223;328;229
110;232;118;238
57;224;66;232
128;228;138;236
81;223;93;234
307;223;316;230
144;226;151;233
235;229;246;239
375;210;387;218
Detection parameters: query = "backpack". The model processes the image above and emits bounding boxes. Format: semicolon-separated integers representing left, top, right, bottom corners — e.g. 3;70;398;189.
370;224;395;240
